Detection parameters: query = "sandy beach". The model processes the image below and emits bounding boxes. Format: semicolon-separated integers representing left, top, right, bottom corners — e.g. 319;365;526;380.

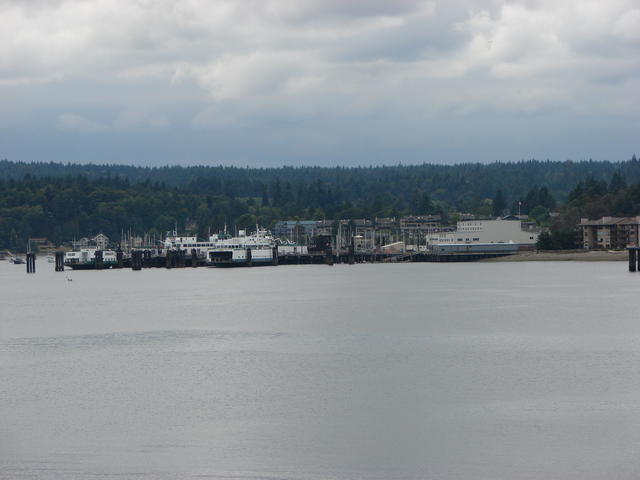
5;250;629;266
482;250;629;262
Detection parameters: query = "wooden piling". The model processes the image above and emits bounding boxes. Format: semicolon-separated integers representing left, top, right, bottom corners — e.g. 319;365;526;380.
94;250;104;270
272;246;279;266
246;248;252;267
26;253;36;273
143;250;152;268
191;248;198;267
55;251;65;272
132;250;142;271
630;248;638;272
325;248;334;266
116;249;124;269
348;235;355;265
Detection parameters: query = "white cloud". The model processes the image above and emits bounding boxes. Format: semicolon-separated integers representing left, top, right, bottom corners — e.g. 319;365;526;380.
1;0;638;164
114;111;171;131
0;73;64;86
612;9;640;42
56;113;107;133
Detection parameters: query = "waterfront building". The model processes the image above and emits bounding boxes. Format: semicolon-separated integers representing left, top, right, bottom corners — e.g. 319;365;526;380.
399;215;443;250
274;216;450;251
427;217;539;249
399;215;441;233
578;216;640;249
70;234;110;250
273;220;320;243
93;233;109;250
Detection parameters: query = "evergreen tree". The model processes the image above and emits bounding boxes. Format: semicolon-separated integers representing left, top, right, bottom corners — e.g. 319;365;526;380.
608;171;627;193
492;189;506;217
419;192;432;215
261;184;269;207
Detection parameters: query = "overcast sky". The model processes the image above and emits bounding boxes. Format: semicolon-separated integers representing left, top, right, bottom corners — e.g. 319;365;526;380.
0;0;638;166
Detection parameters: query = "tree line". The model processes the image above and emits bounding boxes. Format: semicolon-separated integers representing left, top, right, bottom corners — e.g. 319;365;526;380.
537;174;640;249
0;157;638;250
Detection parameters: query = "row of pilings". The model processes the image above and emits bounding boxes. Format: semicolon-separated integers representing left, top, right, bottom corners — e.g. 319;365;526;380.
131;249;196;270
130;250;157;270
26;245;514;274
26;253;36;273
165;250;186;268
45;248;207;273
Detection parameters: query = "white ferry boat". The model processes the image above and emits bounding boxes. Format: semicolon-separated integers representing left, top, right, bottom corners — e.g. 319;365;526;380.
64;248;119;269
208;228;276;267
162;231;222;258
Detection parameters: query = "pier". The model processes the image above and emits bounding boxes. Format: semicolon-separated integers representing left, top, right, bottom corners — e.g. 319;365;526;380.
45;248;516;273
35;245;640;273
32;227;522;274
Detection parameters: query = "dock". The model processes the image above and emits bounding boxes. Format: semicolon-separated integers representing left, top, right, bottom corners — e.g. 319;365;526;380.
48;248;514;273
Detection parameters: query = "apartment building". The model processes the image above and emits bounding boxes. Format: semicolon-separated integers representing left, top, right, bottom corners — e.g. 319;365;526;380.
578;216;640;249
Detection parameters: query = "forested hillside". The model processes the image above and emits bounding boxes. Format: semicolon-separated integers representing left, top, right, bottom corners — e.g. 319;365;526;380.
0;157;638;250
539;174;640;249
2;157;640;204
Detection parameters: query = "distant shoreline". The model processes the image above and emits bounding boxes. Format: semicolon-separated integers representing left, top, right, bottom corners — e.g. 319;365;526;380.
481;250;628;262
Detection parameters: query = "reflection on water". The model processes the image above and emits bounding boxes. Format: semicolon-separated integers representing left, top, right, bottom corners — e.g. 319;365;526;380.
2;260;640;479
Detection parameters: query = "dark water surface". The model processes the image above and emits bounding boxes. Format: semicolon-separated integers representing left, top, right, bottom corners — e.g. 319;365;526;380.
2;260;640;479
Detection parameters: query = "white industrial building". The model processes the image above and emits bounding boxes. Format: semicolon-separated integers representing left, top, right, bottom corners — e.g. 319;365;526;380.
427;218;539;249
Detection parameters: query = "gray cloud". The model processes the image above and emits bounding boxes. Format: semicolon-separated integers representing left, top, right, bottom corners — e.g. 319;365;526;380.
0;0;638;166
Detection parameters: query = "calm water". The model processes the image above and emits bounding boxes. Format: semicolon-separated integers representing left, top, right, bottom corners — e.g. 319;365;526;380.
2;259;640;479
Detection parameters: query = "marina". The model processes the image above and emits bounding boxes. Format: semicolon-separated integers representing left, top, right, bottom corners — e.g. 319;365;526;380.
4;216;549;272
54;222;530;271
7;229;637;273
